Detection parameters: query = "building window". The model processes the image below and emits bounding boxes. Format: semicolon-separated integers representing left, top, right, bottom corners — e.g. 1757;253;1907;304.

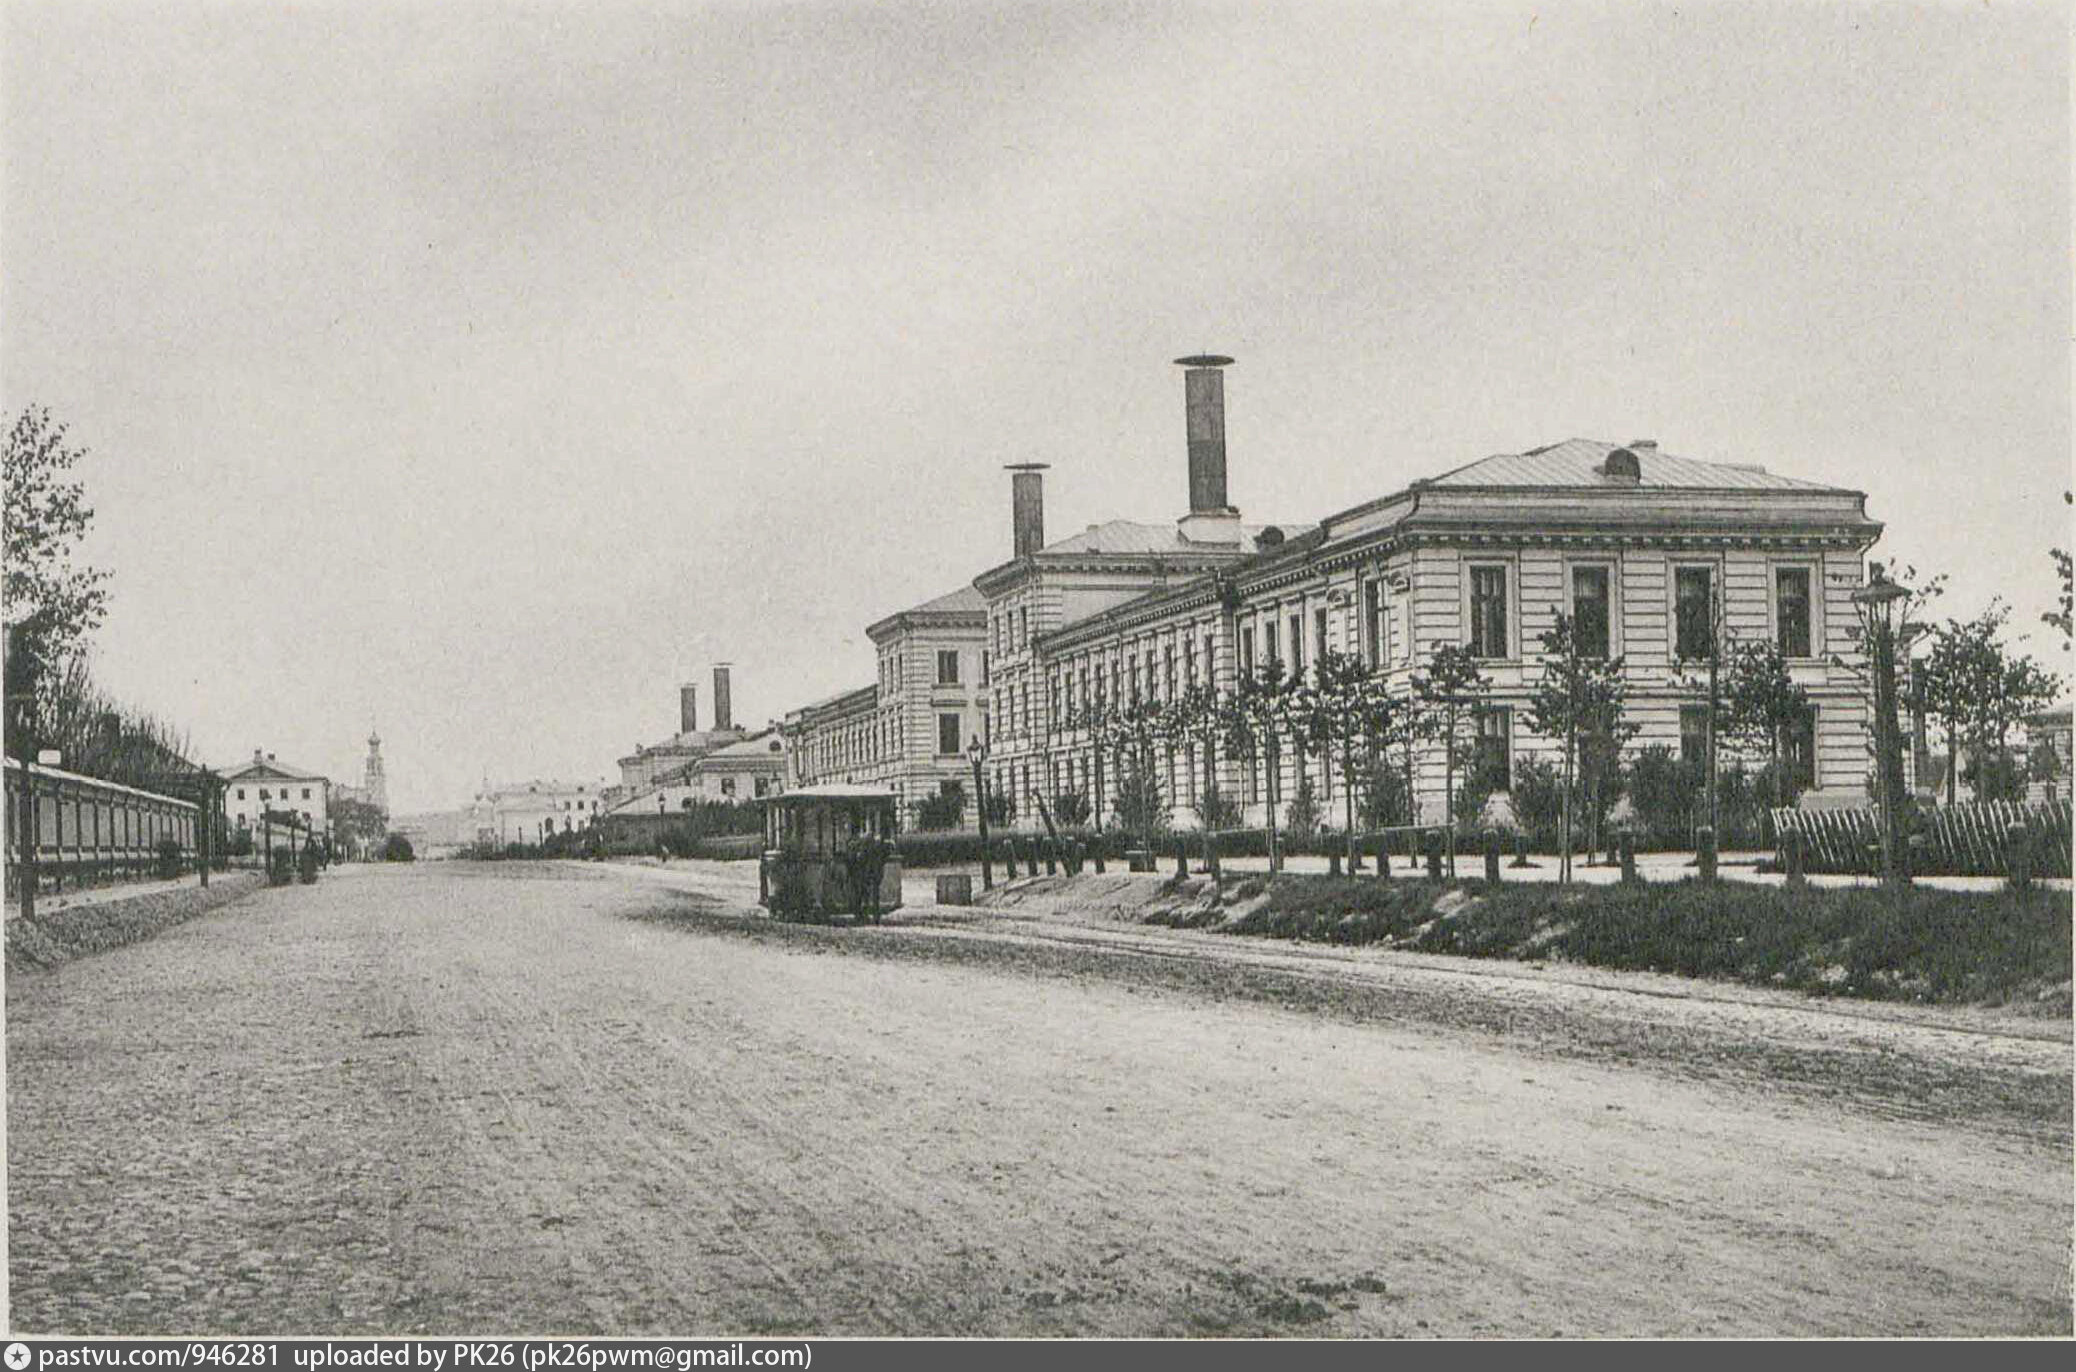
1264;620;1279;671
1572;565;1611;659
259;789;271;801
1679;705;1711;769
721;777;736;797
1785;706;1818;793
1776;566;1813;658
1675;566;1715;661
1018;607;1028;648
937;649;960;686
1469;565;1509;659
938;713;962;757
236;788;245;801
1315;607;1329;665
1240;627;1256;675
1288;612;1304;675
1471;707;1511;793
1363;581;1383;668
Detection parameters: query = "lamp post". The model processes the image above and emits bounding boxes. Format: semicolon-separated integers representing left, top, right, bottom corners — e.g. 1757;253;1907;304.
1852;568;1914;889
656;788;668;860
968;734;993;891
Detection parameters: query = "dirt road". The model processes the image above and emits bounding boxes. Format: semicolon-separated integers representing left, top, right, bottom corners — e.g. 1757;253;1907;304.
7;862;2069;1336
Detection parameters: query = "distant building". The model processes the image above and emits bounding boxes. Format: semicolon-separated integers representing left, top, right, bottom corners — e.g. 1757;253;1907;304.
474;777;607;845
616;665;753;792
2026;706;2071;804
778;583;989;829
220;750;330;834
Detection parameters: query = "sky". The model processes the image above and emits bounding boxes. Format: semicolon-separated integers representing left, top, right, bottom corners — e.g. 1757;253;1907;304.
3;0;2068;813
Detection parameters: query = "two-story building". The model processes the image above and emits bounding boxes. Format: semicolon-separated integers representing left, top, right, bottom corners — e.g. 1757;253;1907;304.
220;750;330;834
977;356;1884;830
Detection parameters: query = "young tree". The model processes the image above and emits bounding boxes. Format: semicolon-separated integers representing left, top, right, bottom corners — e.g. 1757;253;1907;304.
1110;693;1169;852
331;797;388;860
1413;643;1489;849
1220;659;1294;871
1912;599;2059;802
1286;648;1401;869
1526;614;1634;882
1720;638;1813;824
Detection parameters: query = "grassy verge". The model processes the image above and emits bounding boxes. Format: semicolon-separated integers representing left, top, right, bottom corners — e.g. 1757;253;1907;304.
1217;876;2072;1009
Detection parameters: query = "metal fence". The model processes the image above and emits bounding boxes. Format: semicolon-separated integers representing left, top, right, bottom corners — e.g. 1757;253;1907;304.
5;755;201;900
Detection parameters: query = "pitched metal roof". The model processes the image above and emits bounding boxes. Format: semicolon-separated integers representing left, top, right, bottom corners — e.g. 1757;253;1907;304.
1039;518;1310;555
1425;439;1845;492
901;584;986;615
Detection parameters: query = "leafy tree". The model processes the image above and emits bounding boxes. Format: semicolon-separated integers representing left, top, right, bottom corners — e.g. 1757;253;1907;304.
2046;491;2072;650
1720;638;1813;823
1167;680;1226;819
914;785;966;832
1624;744;1700;849
1284;648;1400;867
983;787;1015;828
1413;643;1490;845
1911;599;2060;802
5;407;114;756
1109;694;1169;850
1526;613;1635;881
331;797;388;859
379;833;416;862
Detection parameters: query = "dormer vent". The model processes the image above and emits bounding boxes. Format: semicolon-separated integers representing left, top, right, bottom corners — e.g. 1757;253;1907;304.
1600;447;1642;484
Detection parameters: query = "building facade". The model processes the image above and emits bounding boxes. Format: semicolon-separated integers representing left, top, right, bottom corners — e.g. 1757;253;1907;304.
975;357;1885;831
474;778;606;845
778;584;990;829
220;750;330;834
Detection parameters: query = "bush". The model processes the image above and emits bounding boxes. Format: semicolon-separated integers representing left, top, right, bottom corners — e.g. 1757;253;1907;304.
1195;785;1241;832
1111;769;1167;837
380;833;416;862
1049;790;1092;828
1284;776;1322;838
155;835;183;879
1509;757;1564;849
914;786;966;832
1625;745;1700;850
1356;759;1413;831
983;788;1015;827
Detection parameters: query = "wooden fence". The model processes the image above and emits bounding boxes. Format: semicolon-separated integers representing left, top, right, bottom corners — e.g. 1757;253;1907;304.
1770;800;2073;878
5;755;202;899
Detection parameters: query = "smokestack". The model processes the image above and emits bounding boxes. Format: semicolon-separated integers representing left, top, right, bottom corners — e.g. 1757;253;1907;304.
1175;354;1243;544
1177;354;1236;514
713;663;734;732
679;682;699;735
1006;463;1049;558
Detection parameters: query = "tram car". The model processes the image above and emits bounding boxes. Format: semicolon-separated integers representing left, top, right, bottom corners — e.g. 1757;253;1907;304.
759;785;903;922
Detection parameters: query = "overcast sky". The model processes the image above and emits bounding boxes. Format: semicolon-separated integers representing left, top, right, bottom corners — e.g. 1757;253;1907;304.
4;0;2067;812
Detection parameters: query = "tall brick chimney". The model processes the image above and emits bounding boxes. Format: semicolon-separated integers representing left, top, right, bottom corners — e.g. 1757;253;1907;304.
1175;354;1242;543
679;682;699;735
713;663;734;732
1006;463;1048;558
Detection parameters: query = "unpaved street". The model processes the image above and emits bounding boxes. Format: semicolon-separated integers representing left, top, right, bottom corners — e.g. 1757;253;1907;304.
7;862;2070;1336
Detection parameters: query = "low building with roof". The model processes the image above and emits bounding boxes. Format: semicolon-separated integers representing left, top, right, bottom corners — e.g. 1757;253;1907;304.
474;776;607;846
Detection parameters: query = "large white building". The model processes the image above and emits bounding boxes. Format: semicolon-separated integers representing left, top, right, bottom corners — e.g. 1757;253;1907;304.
473;777;607;845
220;750;330;834
976;356;1885;829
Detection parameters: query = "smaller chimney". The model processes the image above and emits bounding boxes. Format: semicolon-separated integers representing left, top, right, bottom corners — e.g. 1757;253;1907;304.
254;748;264;763
713;663;734;732
679;682;699;735
1006;463;1048;559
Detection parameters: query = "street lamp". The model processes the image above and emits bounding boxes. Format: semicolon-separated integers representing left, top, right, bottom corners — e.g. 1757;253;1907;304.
1851;567;1914;889
656;787;668;861
967;734;993;891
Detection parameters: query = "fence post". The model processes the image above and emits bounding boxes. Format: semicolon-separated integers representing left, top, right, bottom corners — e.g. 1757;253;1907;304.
2005;822;2035;891
1782;829;1806;889
1174;837;1187;878
1044;839;1057;876
1327;847;1342;877
1424;828;1444;880
1206;830;1221;883
1375;833;1390;880
1696;826;1717;882
1619;833;1638;884
1484;830;1502;883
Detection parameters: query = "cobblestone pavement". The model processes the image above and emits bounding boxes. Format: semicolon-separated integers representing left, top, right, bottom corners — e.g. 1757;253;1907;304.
7;862;2069;1336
